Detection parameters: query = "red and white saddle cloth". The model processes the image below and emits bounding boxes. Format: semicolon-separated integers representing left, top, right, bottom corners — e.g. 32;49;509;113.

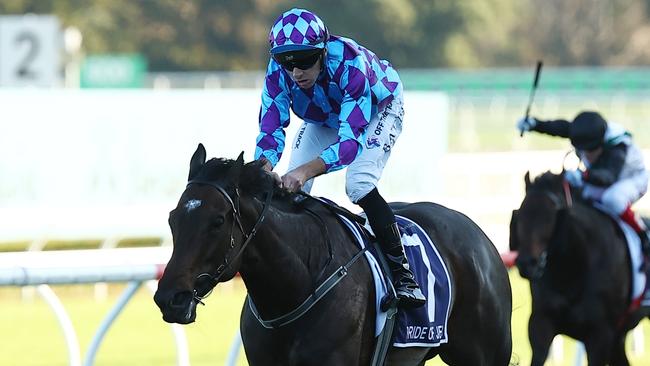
595;203;650;307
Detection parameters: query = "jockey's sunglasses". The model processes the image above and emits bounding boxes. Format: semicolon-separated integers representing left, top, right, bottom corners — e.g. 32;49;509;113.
272;49;323;71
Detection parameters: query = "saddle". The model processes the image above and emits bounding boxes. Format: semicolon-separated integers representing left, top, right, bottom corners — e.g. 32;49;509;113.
293;192;453;348
587;202;650;307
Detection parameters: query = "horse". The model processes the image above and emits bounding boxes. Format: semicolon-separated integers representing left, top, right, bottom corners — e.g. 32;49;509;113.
154;144;512;366
510;171;650;366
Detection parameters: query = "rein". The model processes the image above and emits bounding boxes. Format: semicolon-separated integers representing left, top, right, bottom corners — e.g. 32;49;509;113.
247;246;367;329
247;194;368;329
562;179;573;208
187;179;367;329
187;179;273;302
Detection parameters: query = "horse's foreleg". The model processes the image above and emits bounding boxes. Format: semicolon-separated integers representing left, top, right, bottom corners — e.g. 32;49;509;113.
583;330;615;366
528;312;555;366
608;334;630;366
384;347;430;366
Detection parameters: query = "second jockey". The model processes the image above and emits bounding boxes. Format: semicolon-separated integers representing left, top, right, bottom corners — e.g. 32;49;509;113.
517;111;650;262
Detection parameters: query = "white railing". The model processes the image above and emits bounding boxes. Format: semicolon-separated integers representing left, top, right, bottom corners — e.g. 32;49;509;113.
3;149;650;365
0;247;190;366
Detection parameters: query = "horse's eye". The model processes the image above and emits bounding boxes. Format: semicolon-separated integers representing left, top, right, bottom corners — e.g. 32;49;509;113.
212;216;225;228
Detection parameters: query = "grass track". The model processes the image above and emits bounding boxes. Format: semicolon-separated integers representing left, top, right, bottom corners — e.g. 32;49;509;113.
1;272;649;365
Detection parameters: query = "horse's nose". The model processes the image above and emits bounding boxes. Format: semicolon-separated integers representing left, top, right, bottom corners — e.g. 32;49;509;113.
515;255;537;268
515;255;539;279
153;289;169;310
169;291;194;309
154;289;193;310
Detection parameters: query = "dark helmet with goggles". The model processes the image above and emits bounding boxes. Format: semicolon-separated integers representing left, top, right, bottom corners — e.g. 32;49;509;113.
569;111;607;151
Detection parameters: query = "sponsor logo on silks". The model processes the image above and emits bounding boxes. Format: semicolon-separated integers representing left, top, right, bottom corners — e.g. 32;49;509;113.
383;133;396;152
374;121;385;136
367;136;381;149
294;126;306;149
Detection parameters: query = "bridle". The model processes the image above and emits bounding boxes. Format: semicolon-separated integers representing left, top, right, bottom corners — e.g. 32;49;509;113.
186;179;273;304
521;182;573;277
185;179;367;329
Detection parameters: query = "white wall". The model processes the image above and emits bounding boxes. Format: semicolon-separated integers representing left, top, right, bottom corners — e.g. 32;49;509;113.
0;89;448;241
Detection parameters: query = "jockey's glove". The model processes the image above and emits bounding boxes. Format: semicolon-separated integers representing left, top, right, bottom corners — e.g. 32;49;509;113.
516;116;537;135
564;169;584;187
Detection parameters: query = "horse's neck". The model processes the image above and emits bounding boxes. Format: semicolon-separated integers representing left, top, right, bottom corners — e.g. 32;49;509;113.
239;200;332;318
547;205;603;280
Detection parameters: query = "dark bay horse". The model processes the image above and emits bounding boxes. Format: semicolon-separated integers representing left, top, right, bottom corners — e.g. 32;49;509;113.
510;171;650;366
154;144;512;365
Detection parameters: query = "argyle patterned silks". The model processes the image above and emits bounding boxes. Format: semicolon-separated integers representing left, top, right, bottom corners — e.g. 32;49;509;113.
269;8;328;53
255;35;403;172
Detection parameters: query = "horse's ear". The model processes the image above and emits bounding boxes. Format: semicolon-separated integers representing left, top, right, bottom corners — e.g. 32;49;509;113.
524;171;531;191
189;143;206;180
227;151;245;186
509;209;519;251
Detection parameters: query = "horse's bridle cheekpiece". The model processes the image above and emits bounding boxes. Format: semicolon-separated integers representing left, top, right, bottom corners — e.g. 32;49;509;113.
186;179;273;303
186;178;368;331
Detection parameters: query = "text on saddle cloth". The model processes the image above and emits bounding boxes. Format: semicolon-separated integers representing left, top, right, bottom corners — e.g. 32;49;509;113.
337;211;452;348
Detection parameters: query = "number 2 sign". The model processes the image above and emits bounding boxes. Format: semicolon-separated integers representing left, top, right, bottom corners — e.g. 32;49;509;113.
0;15;62;87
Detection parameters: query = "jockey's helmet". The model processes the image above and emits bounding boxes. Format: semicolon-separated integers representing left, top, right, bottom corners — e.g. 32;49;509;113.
268;8;329;55
569;111;607;151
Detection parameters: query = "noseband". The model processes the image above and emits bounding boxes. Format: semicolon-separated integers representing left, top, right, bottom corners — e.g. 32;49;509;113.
186;179;273;303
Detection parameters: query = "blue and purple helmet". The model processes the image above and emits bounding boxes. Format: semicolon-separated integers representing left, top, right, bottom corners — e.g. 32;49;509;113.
268;8;329;55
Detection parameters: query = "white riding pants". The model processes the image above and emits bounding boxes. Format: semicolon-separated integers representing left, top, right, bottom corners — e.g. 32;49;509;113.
287;94;404;203
583;171;649;215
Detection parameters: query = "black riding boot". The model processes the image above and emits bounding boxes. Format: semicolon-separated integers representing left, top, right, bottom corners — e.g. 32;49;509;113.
357;188;425;308
378;222;426;308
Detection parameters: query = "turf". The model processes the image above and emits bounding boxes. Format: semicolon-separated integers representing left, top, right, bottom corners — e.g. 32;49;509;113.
1;272;649;365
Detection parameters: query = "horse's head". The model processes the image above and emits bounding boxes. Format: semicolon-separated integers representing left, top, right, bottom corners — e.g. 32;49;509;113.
154;144;273;324
510;171;569;280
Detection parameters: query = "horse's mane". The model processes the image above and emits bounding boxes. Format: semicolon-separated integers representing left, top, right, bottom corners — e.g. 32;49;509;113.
528;170;584;204
195;157;297;202
529;171;562;192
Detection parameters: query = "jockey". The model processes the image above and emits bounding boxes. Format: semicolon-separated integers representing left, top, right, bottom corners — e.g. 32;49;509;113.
517;111;650;259
255;8;425;308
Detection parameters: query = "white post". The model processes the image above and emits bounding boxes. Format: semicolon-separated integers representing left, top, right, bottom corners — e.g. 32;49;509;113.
145;280;191;366
573;342;585;366
36;284;81;366
84;281;142;366
551;336;564;362
225;330;242;366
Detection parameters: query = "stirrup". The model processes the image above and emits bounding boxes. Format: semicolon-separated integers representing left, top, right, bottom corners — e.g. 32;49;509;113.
396;291;426;308
395;282;426;308
380;292;398;312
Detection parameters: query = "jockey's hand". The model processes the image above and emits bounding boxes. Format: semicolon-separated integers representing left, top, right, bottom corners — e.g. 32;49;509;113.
282;170;306;192
564;169;584;187
268;171;282;186
281;158;326;193
260;158;282;186
516;116;537;135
